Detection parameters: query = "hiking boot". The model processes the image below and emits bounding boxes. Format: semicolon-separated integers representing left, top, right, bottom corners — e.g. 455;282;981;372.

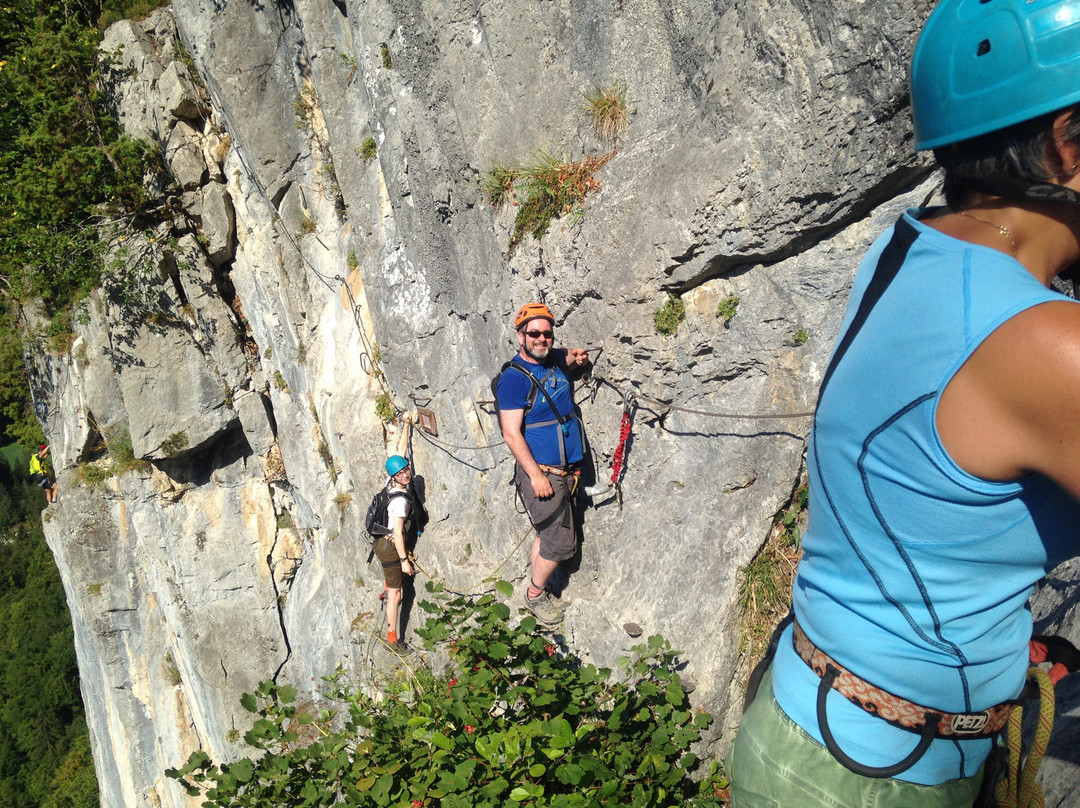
523;589;562;625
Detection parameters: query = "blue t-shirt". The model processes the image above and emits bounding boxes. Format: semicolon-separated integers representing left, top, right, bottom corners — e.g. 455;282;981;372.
772;209;1080;784
495;354;583;467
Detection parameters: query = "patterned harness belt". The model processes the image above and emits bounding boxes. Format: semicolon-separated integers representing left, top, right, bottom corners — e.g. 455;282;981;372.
538;464;572;477
794;619;1015;740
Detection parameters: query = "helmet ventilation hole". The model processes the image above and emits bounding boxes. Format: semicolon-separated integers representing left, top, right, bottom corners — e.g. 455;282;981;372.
977;39;991;57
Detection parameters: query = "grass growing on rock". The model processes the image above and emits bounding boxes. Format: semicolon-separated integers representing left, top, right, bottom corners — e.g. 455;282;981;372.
484;150;616;255
584;82;629;145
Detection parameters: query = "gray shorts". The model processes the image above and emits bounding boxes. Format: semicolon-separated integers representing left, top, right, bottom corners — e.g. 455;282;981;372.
514;465;577;562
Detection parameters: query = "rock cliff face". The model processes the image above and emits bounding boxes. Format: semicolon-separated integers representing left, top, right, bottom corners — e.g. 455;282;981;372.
27;2;1080;806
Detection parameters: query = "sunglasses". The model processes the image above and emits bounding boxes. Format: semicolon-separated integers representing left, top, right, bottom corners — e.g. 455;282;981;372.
524;330;554;340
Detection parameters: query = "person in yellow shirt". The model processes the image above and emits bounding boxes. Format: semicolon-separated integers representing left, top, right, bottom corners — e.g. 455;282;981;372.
28;444;57;504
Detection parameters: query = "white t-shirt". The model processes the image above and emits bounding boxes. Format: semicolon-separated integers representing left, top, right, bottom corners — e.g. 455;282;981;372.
386;488;411;524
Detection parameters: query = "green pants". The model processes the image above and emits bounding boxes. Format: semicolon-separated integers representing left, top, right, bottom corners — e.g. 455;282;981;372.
727;667;984;808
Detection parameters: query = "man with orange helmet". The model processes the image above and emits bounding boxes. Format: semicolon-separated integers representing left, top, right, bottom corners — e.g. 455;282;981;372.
496;303;590;625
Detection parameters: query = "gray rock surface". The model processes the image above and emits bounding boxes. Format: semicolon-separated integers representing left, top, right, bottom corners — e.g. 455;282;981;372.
26;2;1079;807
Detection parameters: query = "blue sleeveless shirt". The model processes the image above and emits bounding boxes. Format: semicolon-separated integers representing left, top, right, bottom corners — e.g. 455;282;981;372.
772;209;1080;784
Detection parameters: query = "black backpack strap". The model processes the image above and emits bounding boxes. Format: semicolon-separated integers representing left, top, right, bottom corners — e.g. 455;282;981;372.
507;360;575;426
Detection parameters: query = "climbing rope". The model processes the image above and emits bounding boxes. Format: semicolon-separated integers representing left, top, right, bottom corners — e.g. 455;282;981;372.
589;373;816;421
995;666;1055;808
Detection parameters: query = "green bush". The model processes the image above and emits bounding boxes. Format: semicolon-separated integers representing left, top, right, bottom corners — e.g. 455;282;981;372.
793;328;809;346
717;295;740;325
359;136;377;162
167;585;728;807
653;294;685;335
374;390;395;423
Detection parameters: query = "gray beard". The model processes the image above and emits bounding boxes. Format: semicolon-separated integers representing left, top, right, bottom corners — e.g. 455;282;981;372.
524;344;550;362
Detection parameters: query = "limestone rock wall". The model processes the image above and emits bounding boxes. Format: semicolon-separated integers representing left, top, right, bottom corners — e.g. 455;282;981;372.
26;2;1080;807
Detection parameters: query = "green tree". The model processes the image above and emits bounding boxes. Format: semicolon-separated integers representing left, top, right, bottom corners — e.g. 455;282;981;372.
0;452;97;807
0;0;162;444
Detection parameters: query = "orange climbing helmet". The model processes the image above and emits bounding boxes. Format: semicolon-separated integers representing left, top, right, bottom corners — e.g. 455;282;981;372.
514;302;555;330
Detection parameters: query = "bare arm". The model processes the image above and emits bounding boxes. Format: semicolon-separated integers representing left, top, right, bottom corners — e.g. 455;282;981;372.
939;301;1080;499
396;412;413;457
392;516;412;575
499;407;554;498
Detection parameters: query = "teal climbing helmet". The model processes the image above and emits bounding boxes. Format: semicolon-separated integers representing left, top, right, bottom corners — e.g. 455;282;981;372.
911;0;1080;150
385;455;409;476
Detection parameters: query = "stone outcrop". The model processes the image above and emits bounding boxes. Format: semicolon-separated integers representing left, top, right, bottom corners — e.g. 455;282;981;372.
26;3;1080;807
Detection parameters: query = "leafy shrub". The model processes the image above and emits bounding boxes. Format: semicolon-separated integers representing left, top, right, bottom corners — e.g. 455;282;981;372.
793;328;809;346
167;585;728;807
379;43;393;70
717;295;740;325
653;294;685;335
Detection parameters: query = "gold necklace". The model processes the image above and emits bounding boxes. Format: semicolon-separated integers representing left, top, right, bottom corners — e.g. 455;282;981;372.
958;210;1018;257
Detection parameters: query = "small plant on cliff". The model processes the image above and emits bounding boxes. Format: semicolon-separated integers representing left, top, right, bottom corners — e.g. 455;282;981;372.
379;42;393;69
166;584;729;807
584;82;629;145
293;86;318;131
374;390;395;423
484;150;616;255
160;431;189;458
738;480;807;661
273;371;288;392
717;294;740;325
299;212;317;234
793;327;810;347
653;293;685;335
358;135;377;162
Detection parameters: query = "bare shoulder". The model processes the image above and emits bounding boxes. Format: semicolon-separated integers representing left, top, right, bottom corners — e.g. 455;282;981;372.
939;299;1080;494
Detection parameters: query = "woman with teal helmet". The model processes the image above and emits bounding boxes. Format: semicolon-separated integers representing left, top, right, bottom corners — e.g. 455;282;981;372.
373;415;418;650
729;2;1080;806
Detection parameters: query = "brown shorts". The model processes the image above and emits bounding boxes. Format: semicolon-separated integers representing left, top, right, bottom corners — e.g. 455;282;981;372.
515;464;577;562
375;536;403;589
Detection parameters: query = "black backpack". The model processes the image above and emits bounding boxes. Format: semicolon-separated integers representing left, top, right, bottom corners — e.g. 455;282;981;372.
365;488;410;538
364;483;429;539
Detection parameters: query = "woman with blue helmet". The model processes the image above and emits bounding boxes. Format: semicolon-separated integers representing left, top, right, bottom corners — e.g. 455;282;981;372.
375;414;417;650
729;1;1080;805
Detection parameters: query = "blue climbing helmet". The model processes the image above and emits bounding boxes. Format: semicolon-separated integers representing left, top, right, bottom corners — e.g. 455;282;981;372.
911;0;1080;151
385;455;409;476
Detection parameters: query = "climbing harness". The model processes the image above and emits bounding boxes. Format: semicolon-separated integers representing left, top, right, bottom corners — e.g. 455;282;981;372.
793;618;1016;778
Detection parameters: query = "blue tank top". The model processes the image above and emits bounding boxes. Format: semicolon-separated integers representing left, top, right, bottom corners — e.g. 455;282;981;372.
772;209;1080;784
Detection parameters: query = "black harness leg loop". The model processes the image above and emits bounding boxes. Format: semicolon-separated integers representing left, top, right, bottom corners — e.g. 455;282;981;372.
816;664;939;779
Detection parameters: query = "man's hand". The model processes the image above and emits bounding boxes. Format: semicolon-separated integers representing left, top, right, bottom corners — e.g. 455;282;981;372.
530;472;554;499
401;558;414;576
566;348;589;367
